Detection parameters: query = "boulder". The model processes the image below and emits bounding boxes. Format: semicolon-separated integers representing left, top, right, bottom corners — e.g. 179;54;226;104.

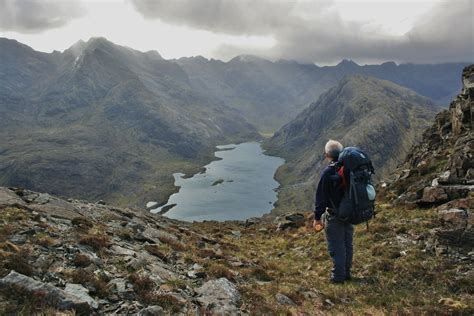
438;197;474;211
0;187;27;208
245;217;261;227
0;271;92;314
110;244;137;257
438;171;452;184
64;283;98;310
276;213;306;231
420;187;449;204
443;185;474;200
275;293;296;305
436;208;474;246
196;278;241;315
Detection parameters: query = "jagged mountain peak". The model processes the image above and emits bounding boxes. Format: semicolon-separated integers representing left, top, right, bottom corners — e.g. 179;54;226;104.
336;59;360;67
64;37;162;61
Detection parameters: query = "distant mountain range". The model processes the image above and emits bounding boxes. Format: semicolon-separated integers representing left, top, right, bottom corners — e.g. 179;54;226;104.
0;37;258;206
176;56;468;131
265;75;441;213
0;37;469;206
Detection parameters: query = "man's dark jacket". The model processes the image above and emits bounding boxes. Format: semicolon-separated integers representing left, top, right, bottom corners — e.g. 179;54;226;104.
314;160;344;220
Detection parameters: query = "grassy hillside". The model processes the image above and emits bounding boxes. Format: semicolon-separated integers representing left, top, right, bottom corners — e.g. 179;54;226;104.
0;187;471;314
192;205;472;314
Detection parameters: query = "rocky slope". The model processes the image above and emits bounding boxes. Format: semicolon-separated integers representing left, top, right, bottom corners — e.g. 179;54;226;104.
0;186;245;315
265;75;440;213
0;37;258;207
381;64;474;248
176;56;468;131
0;184;472;315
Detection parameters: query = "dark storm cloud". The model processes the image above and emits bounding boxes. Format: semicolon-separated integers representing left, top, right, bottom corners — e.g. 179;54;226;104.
0;0;85;33
130;0;315;36
131;0;473;64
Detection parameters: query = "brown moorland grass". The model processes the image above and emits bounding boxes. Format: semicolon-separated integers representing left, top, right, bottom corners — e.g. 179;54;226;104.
191;205;473;314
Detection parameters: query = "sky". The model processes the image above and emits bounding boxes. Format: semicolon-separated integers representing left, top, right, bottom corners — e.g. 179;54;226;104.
0;0;472;65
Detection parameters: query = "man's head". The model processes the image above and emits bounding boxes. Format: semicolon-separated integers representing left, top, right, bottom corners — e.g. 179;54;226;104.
324;139;343;161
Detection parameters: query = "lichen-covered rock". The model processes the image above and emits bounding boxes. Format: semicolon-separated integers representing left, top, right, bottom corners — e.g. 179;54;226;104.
196;278;241;315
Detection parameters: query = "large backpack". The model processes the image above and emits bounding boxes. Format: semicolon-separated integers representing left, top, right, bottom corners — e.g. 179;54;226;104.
332;147;376;225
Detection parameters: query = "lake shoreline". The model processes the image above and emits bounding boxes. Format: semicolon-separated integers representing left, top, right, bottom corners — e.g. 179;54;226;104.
149;142;284;222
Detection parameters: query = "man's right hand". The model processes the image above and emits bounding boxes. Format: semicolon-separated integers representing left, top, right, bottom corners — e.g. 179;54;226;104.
313;219;324;231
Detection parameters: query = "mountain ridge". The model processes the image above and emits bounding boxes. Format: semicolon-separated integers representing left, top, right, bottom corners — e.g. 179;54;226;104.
0;37;258;207
2;36;469;132
265;74;441;213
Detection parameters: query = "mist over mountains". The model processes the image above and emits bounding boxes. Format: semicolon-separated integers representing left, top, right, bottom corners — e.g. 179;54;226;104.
176;55;467;131
0;36;469;206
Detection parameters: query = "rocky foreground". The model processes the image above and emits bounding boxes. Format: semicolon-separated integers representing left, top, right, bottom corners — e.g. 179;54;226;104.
0;185;472;315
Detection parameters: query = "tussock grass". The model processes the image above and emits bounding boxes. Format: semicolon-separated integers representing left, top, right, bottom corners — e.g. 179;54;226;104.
73;253;92;267
79;233;110;250
145;244;169;262
71;216;94;230
192;205;473;314
157;234;187;252
0;244;32;277
207;263;235;280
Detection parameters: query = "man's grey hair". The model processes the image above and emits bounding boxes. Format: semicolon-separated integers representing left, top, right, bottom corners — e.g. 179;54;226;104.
325;139;343;158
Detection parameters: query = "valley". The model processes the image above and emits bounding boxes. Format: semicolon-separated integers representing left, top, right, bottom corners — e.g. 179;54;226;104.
0;36;470;216
0;0;473;314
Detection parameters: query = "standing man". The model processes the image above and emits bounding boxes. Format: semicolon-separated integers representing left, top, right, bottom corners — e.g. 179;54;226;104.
313;140;354;284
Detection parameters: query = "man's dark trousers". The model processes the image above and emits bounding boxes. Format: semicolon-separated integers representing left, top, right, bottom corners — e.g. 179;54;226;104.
324;213;354;282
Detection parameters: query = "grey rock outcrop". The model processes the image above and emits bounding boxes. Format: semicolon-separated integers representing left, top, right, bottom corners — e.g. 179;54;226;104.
64;283;98;310
386;65;474;205
383;65;474;249
0;186;229;314
0;271;93;314
196;278;241;315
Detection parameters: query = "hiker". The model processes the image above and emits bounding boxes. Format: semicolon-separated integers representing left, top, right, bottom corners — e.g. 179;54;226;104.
313;139;353;284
